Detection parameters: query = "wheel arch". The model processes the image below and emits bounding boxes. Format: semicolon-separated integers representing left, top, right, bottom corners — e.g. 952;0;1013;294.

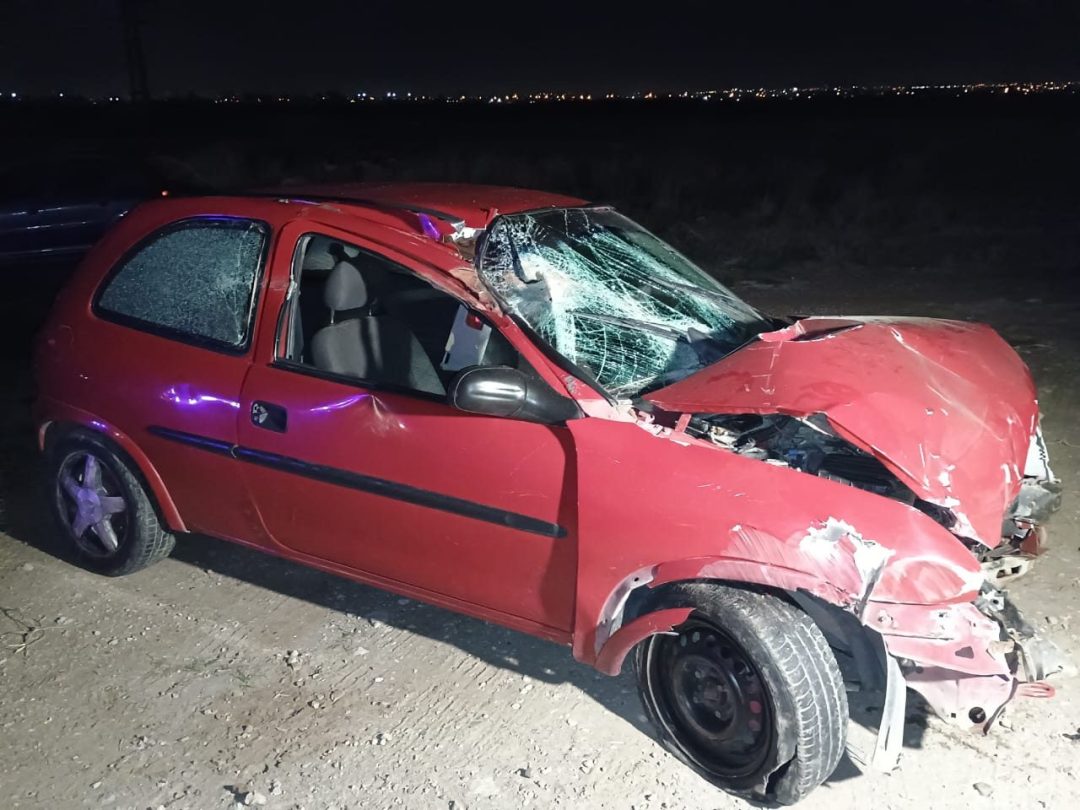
589;561;886;690
41;418;188;533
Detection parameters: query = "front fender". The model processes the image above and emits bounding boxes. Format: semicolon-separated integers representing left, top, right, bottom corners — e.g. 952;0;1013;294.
567;417;984;666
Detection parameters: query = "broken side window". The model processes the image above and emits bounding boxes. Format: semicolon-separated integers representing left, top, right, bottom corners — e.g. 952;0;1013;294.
96;218;267;350
477;207;770;398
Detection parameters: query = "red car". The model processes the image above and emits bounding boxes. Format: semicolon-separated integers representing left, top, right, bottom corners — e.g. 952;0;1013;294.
33;184;1064;804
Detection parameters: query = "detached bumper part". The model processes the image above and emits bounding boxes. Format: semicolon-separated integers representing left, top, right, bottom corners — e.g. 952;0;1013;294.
866;593;1065;771
1005;478;1063;529
991;593;1075;683
984;427;1061;582
986;476;1061;583
871;655;906;771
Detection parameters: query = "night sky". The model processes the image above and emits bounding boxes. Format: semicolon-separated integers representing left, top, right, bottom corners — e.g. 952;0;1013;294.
2;0;1079;97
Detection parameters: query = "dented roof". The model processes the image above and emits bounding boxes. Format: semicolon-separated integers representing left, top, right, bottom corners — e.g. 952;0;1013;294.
267;181;588;229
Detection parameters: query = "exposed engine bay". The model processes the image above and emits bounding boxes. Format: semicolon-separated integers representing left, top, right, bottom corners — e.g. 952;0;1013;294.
686;412;958;527
685;411;1061;583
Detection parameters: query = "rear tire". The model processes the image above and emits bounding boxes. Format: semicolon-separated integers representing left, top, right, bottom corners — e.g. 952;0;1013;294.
47;432;175;575
634;583;847;805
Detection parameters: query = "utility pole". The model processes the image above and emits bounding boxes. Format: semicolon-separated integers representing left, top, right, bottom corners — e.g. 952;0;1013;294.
120;0;150;101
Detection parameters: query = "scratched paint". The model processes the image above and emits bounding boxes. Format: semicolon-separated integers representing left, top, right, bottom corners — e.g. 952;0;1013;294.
647;316;1042;546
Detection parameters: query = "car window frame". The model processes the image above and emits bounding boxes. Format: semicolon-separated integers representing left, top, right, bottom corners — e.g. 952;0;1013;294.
270;230;515;405
91;215;272;356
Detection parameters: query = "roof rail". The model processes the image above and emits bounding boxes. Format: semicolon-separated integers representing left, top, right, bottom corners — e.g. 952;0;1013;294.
243;191;467;230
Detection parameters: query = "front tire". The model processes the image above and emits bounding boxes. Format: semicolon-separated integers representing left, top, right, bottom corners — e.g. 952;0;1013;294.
47;432;175;575
635;583;847;805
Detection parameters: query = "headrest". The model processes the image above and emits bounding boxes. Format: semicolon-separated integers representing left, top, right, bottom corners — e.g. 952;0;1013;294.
323;261;370;311
304;240;359;272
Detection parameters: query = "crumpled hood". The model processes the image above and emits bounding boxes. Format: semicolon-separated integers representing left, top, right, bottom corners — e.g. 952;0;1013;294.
646;316;1040;546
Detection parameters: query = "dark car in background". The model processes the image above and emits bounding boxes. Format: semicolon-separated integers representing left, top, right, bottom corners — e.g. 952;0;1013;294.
0;156;210;264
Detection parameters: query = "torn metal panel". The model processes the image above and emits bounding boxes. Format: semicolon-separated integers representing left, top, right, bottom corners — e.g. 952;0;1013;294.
799;516;893;613
575;405;1065;748
868;590;1068;735
593;566;656;654
646;316;1042;547
866;601;1010;677
904;667;1018;729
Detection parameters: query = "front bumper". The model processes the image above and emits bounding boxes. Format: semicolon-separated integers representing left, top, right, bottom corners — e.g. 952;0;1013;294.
864;426;1066;768
866;590;1065;731
863;589;1067;771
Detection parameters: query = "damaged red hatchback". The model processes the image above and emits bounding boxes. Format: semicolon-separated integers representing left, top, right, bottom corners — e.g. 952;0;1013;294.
34;184;1066;803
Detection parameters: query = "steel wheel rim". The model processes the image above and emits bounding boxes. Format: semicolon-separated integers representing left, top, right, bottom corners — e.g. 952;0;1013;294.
54;450;129;559
645;618;775;779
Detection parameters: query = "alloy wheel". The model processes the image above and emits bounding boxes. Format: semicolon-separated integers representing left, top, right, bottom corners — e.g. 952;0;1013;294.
54;450;129;558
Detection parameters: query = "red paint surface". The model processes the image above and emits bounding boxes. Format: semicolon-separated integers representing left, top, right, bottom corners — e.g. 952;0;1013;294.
237;362;578;629
34;189;1047;717
648;316;1039;546
275;181;587;228
565;415;986;664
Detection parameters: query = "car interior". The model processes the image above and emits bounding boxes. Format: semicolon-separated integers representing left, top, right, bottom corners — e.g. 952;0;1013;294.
280;235;524;397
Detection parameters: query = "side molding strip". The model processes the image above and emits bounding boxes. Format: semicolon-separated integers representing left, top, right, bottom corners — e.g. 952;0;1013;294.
147;425;566;539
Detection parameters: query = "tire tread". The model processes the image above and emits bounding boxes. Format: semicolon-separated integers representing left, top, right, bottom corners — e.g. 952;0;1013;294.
635;583;848;805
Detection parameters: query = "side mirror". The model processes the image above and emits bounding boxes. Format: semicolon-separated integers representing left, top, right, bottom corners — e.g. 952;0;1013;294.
448;366;582;425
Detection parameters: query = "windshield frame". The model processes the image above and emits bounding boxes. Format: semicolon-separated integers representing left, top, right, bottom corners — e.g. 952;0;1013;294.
475;204;771;402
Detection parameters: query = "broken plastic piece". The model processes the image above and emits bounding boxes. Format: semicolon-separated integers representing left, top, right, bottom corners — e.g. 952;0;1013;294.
871;655;906;772
982;554;1033;583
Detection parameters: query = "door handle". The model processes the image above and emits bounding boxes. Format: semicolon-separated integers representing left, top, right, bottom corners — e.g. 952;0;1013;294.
251;401;288;433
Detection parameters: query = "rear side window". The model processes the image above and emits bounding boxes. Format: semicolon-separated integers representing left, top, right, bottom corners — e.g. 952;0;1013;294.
96;218;268;350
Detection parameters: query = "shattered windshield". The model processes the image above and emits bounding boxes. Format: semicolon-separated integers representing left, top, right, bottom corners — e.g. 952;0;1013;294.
477;207;771;398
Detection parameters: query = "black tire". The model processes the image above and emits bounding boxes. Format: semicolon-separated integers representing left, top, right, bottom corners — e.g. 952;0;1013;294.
46;431;175;575
634;583;847;805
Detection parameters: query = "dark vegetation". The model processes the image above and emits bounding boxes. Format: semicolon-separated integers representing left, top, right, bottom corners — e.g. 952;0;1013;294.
5;95;1080;292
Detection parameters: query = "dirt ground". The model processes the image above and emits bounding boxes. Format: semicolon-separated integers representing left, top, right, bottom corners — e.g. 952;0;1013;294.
1;257;1078;810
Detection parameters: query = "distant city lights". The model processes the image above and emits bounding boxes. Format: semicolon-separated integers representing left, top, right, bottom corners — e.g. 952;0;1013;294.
1;81;1077;105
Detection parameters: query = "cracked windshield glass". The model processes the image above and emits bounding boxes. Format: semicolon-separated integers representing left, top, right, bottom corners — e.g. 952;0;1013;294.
478;207;771;397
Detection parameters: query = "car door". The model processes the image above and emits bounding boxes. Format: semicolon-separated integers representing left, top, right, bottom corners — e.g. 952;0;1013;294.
236;226;577;634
